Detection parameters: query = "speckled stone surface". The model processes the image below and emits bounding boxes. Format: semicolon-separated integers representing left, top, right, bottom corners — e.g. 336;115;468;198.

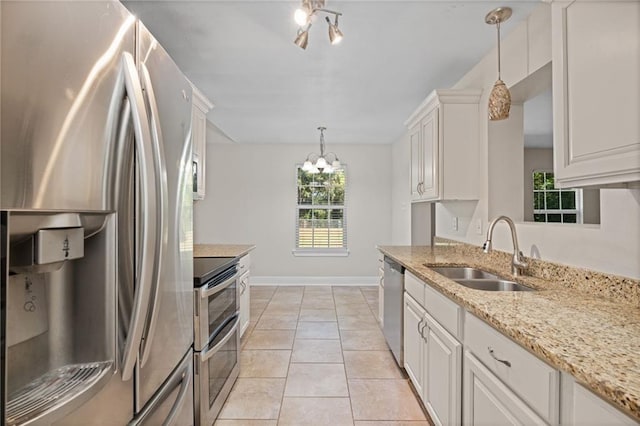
194;244;255;258
378;241;640;421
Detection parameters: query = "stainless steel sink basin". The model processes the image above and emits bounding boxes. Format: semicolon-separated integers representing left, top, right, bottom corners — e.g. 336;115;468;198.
430;266;499;280
454;279;534;292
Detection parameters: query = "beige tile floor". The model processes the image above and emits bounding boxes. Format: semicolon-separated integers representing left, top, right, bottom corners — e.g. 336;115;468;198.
214;285;431;426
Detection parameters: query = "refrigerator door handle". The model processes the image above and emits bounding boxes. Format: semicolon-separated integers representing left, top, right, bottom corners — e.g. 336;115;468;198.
128;352;193;426
138;62;169;368
162;361;192;426
120;51;158;382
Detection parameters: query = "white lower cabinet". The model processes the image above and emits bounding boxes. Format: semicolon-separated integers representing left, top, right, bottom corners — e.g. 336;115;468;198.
403;293;425;395
238;254;251;337
401;270;633;426
464;350;546;425
424;313;462;426
403;289;461;426
378;266;384;325
560;373;638;425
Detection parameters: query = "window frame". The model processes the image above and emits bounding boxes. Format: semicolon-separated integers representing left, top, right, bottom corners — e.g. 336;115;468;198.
292;164;348;257
532;170;583;224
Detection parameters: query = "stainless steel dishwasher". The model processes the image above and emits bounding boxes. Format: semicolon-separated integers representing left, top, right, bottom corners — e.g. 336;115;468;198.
383;256;405;367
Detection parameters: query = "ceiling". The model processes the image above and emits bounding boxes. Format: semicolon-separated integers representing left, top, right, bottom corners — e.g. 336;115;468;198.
124;1;540;145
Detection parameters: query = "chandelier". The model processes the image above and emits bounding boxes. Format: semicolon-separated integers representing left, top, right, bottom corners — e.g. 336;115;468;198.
294;0;343;49
302;127;341;174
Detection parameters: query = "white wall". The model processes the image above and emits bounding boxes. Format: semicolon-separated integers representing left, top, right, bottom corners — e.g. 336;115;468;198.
434;3;640;279
390;132;411;245
193;123;392;281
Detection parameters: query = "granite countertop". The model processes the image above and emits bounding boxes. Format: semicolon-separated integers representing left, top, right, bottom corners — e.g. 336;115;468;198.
378;244;640;421
194;244;255;258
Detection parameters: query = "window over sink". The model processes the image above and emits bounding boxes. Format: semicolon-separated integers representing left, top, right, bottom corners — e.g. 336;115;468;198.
293;166;348;256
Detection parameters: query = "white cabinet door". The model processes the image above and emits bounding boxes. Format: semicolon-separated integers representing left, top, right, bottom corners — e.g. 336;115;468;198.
403;292;425;395
463;351;546;426
405;89;481;202
560;373;637;425
424;313;461;426
552;1;640;187
191;86;213;200
378;267;384;325
420;108;439;200
239;270;250;337
409;123;422;200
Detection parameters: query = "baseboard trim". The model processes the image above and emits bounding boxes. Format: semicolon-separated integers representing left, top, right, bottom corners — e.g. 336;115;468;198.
250;276;378;286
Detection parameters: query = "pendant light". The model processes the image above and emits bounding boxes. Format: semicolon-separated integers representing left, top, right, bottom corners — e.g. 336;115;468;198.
486;7;512;121
302;127;341;174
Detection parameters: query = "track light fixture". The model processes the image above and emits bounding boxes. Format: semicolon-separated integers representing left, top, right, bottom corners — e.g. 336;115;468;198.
293;0;343;49
302;127;342;174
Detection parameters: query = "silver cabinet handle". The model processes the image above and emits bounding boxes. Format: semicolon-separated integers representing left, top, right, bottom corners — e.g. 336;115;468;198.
419;316;428;340
120;51;157;382
139;62;170;368
488;347;512;367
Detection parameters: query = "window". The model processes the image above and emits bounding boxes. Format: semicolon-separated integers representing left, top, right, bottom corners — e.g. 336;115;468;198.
533;170;582;223
295;166;347;254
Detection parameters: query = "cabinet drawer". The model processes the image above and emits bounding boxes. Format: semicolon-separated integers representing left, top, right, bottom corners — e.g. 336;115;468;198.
239;254;251;273
424;282;462;340
464;313;559;424
405;271;425;306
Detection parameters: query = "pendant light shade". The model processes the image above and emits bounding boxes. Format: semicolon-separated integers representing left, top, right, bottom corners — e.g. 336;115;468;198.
488;79;511;121
485;7;512;121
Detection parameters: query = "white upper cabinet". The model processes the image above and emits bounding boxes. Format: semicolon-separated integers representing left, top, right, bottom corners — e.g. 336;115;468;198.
191;86;213;200
405;89;482;202
552;1;640;188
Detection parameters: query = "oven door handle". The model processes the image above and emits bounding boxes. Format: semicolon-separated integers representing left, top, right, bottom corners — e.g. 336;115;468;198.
197;271;239;299
200;317;240;362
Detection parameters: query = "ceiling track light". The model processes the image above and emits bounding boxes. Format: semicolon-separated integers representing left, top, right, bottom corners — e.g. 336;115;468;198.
302;127;342;174
486;6;512;121
293;0;343;49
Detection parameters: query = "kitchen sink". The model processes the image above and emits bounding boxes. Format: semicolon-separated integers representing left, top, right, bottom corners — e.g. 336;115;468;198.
454;279;534;292
429;266;499;280
429;266;535;292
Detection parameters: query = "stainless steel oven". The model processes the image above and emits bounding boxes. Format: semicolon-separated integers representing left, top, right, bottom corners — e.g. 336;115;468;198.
194;315;240;426
193;258;239;351
193;257;241;426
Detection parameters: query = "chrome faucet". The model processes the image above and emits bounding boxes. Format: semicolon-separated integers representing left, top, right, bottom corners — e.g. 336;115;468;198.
483;216;528;277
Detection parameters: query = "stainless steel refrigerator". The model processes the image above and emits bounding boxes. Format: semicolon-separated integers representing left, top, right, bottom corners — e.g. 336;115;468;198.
1;1;194;424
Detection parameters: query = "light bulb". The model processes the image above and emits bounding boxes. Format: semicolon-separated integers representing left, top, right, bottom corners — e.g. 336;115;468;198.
302;160;313;171
316;157;328;169
309;166;320;174
294;8;310;26
323;164;334;174
331;159;341;169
